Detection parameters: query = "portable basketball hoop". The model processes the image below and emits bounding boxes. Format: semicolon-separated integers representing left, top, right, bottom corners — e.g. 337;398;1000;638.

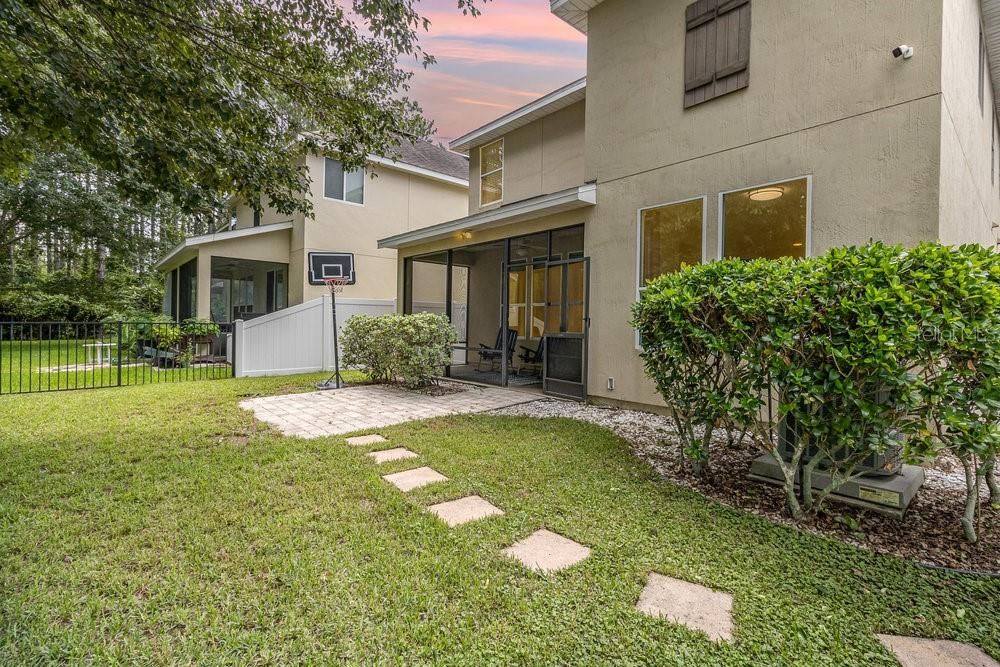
317;276;351;390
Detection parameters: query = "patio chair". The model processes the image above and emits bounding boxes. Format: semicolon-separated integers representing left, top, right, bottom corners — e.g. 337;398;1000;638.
517;337;546;377
477;328;518;372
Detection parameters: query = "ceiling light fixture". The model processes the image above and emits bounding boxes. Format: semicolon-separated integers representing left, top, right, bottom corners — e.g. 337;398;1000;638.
459;231;473;240
748;187;784;202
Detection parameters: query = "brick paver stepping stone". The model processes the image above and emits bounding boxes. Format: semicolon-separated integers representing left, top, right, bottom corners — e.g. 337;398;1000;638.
877;635;1000;667
345;434;387;446
367;447;419;464
428;495;504;527
382;466;448;492
636;573;734;643
502;529;590;573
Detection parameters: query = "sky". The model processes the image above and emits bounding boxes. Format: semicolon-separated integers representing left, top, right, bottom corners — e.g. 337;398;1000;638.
405;0;587;146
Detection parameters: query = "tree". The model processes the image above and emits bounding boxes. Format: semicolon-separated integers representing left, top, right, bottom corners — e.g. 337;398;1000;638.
0;0;487;216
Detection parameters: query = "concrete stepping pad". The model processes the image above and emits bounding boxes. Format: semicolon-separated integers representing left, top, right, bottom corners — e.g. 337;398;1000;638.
345;434;387;446
502;529;590;573
428;495;504;527
636;573;734;643
367;447;418;464
382;466;448;492
877;635;999;667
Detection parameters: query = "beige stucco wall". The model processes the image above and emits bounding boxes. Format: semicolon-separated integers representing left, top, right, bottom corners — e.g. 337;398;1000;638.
467;101;587;213
938;0;1000;245
580;0;948;408
301;155;468;304
586;0;943;184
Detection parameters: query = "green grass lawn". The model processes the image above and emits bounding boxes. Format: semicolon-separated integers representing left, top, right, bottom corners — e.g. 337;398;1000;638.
0;375;997;665
0;338;230;395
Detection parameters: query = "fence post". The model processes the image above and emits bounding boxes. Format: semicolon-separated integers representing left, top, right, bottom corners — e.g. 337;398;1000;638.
233;319;244;378
116;322;123;387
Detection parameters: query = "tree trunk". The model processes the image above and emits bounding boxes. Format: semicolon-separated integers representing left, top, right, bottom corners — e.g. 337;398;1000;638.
960;456;980;544
985;452;999;505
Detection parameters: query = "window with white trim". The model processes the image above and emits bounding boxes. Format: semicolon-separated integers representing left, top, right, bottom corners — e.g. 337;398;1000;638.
479;139;503;206
324;158;365;204
639;198;705;285
721;177;808;260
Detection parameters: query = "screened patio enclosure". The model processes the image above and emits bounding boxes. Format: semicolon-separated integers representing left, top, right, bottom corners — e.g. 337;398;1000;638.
403;225;589;400
209;256;288;323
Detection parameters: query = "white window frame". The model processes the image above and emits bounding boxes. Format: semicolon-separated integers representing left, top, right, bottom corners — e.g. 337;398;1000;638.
323;157;366;207
717;174;813;260
479;138;504;207
634;195;709;349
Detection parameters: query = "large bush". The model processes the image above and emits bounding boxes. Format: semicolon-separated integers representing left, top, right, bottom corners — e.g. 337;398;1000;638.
634;242;1000;539
341;313;457;387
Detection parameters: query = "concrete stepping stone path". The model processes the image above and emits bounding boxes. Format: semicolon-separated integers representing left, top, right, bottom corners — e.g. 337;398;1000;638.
345;434;387;446
877;635;1000;667
636;573;734;643
367;447;419;464
383;466;449;492
428;495;504;527
503;529;591;573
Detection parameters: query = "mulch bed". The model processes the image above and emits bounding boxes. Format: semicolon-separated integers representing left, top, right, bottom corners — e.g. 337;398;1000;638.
492;400;1000;575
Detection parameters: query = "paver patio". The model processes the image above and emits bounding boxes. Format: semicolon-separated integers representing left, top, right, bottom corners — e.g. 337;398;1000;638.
428;495;504;527
636;573;735;643
240;383;538;437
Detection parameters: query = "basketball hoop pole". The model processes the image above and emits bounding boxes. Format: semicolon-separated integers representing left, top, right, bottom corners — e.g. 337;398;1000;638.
317;277;349;390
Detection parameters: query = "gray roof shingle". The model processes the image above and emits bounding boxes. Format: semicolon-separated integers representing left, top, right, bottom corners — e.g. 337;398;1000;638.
386;139;469;182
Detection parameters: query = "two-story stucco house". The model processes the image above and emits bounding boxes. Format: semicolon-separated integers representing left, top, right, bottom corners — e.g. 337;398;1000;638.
380;0;1000;406
155;140;468;323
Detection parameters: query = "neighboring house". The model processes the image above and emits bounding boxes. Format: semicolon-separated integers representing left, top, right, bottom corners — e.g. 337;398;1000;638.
155;140;468;323
380;0;1000;406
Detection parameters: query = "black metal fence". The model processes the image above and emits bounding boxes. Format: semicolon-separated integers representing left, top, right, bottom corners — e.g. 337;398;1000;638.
0;321;234;395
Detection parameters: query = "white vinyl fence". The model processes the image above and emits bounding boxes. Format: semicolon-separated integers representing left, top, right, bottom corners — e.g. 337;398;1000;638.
233;296;395;377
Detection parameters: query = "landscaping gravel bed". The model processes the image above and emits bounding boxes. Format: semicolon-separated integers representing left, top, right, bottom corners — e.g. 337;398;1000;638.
491;399;1000;574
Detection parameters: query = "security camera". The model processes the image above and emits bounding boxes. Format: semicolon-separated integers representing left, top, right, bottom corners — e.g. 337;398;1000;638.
892;45;914;59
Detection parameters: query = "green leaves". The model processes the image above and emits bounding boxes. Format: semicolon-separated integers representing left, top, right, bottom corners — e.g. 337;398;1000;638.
341;313;457;387
0;0;487;216
634;242;1000;537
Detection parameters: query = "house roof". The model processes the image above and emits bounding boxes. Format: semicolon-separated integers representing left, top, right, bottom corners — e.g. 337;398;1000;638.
154;221;293;271
449;78;587;153
550;0;604;33
386;139;469;182
377;183;596;250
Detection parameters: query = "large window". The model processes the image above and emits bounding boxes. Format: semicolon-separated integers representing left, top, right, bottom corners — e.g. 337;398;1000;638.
480;139;503;206
638;197;705;285
324;158;365;204
721;177;809;260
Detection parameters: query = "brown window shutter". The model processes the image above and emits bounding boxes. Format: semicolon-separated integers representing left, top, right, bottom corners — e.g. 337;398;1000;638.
684;0;751;108
685;0;718;95
715;0;751;79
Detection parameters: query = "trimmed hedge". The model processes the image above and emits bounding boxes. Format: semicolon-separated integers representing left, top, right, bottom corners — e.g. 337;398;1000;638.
341;313;456;387
634;242;1000;541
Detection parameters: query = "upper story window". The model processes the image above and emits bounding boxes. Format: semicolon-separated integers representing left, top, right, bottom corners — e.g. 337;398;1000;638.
721;176;809;260
324;157;365;205
684;0;751;109
480;139;504;206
